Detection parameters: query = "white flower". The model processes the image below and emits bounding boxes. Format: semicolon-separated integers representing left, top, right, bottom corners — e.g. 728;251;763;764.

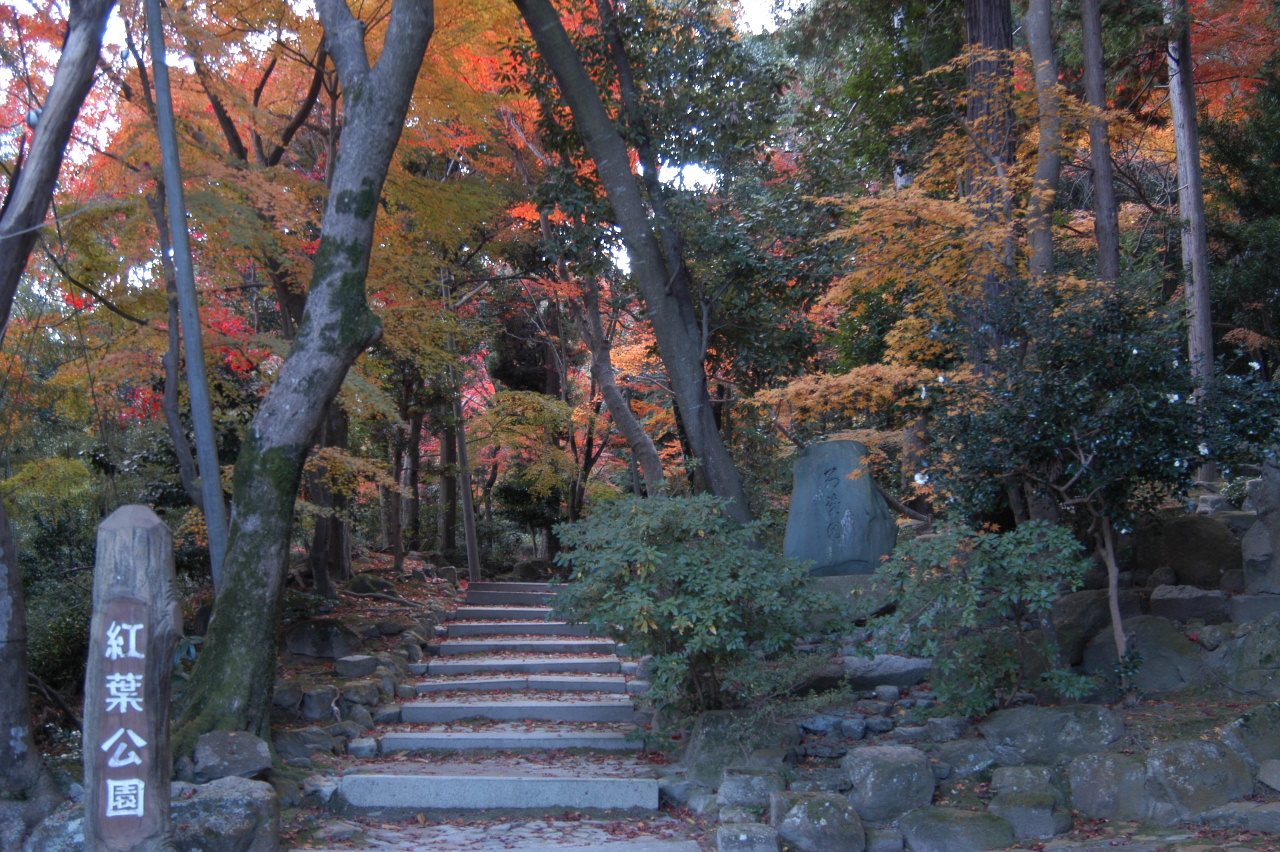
1167;394;1180;403
936;375;946;383
913;472;929;485
1199;442;1211;456
1174;459;1185;468
1132;348;1139;355
920;386;928;399
1251;361;1262;371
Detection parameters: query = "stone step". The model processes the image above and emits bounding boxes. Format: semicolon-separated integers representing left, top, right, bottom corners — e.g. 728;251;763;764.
467;581;556;593
446;605;555;622
379;728;641;752
338;772;658;811
416;674;627;694
440;637;616;656
304;840;697;852
446;621;594;638
401;695;643;724
412;655;622;676
464;590;556;606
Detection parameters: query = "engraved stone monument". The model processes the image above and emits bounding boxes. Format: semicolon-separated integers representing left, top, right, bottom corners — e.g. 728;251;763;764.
784;440;897;576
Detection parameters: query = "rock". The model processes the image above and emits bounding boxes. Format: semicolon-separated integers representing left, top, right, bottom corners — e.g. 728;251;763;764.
1193;623;1232;650
284;618;360;659
299;685;340;722
717;824;779;852
734;749;796;774
685;711;800;788
372;703;402;725
990;766;1064;805
874;685;901;702
978;705;1123;766
273;727;338;760
783;440;897;576
840;717;867;740
858;700;893;717
1134;515;1241;589
1146;739;1252;821
1201;801;1258;829
888;726;928;744
1258;759;1280;791
659;776;693;806
926;716;968;743
1051;589;1144;665
932;740;995;779
1148;565;1178;588
1067;753;1149;820
718;768;785;807
838;655;932;689
193;731;273;782
272;679;303;712
1082;616;1206;698
1205;614;1280;698
340;680;381;706
345;572;395;594
1149;585;1230;624
334;655;378;677
1230;594;1280;622
898;807;1014;852
344;704;374;731
988;791;1072;839
864;827;903;852
864;716;894;735
776;794;866;852
842;745;935;823
719;806;758;824
1246;802;1280;832
1218;702;1280;771
786;768;852;794
798;714;843;735
1221;570;1247;594
170;777;280;852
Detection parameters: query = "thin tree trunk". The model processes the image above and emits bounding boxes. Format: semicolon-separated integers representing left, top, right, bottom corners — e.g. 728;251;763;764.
1025;0;1060;278
174;0;435;752
514;0;751;523
385;425;405;566
405;410;423;550
570;279;665;496
1082;0;1120;281
439;424;458;553
1166;0;1213;395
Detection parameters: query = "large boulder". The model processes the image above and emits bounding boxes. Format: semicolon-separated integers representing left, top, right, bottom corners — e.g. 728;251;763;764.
977;705;1123;766
775;794;866;852
22;777;279;852
987;791;1071;839
842;745;935;823
684;711;799;789
932;739;995;780
284;619;360;659
1242;459;1280;593
1146;740;1252;823
837;655;932;690
717;769;785;807
1067;753;1150;820
1219;702;1280;772
1204;614;1280;698
1134;515;1241;589
1148;585;1230;624
897;807;1013;852
193;731;273;782
1082;616;1206;698
716;823;780;852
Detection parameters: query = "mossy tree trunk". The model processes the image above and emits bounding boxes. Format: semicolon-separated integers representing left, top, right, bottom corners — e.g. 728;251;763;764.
174;0;435;751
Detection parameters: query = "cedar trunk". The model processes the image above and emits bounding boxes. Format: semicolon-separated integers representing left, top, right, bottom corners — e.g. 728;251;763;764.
174;0;435;751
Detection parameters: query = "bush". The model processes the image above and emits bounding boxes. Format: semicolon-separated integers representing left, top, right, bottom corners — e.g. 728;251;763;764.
552;494;836;714
866;521;1095;717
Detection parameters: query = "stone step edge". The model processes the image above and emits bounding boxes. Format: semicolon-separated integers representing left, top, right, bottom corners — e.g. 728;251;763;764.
337;773;659;811
416;674;630;694
300;840;699;852
377;730;644;752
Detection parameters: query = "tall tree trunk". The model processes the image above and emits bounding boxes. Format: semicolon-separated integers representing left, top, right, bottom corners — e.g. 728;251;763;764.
1025;0;1060;278
309;402;352;598
404;410;423;550
174;0;435;752
514;0;751;523
1082;0;1121;281
384;425;405;566
0;0;116;838
1166;0;1213;394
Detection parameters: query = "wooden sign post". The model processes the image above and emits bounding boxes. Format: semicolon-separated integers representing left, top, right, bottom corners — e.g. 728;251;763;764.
84;506;182;852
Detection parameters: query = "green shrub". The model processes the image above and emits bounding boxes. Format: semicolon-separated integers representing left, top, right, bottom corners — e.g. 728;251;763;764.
866;521;1095;717
553;494;836;714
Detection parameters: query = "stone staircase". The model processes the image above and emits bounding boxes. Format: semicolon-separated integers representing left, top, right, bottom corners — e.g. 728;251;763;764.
333;581;664;815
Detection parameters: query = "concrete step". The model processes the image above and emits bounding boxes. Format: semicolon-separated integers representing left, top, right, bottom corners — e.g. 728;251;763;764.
446;605;555;622
416;674;627;694
440;638;616;656
464;590;556;606
467;581;556;593
446;621;594;638
401;695;643;724
303;839;697;852
412;655;622;676
379;728;641;752
338;772;658;811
